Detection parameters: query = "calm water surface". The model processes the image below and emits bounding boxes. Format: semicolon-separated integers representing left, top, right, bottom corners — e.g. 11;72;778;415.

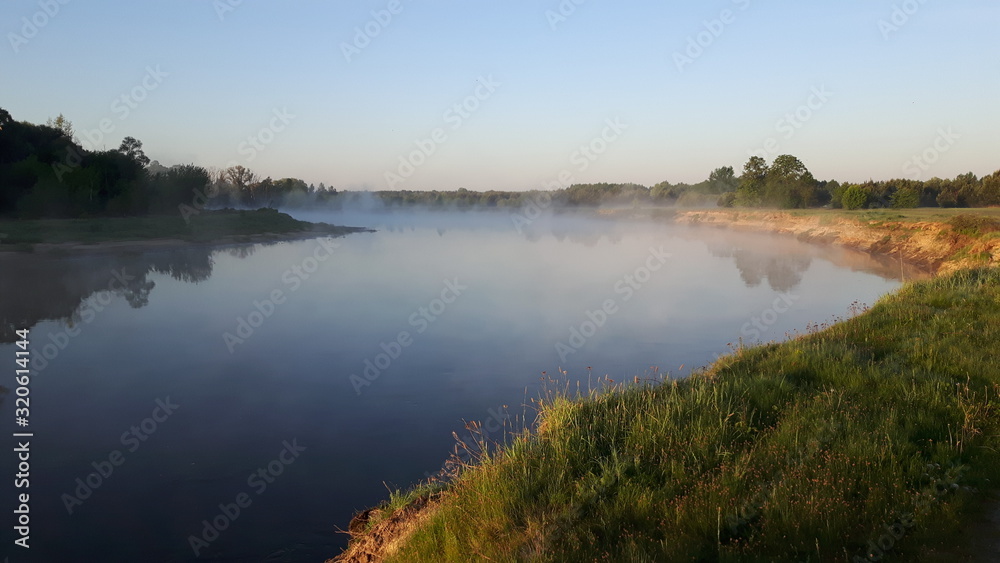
0;212;920;562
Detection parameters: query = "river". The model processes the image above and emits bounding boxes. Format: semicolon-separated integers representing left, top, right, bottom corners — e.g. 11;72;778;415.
0;210;921;561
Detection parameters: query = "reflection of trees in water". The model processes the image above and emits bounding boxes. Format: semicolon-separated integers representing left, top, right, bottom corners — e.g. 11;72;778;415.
0;243;259;343
148;248;216;284
703;238;812;292
731;250;811;292
121;275;157;309
690;226;929;286
522;225;624;247
223;245;257;260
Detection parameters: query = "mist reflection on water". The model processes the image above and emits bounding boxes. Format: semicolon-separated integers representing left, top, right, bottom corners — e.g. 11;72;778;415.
0;212;912;561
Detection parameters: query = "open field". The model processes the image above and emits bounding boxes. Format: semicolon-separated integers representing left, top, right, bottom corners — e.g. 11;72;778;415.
783;207;1000;223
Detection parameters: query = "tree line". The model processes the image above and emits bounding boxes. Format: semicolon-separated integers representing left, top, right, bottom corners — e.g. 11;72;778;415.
2;108;997;218
726;154;1000;210
0;109;338;218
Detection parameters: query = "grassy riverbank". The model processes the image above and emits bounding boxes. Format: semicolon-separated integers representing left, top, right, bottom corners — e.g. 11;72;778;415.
337;267;1000;562
0;208;369;251
668;208;1000;275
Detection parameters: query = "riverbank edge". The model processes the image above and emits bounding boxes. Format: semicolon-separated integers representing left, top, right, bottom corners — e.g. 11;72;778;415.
0;209;374;255
330;211;1000;562
660;208;999;275
0;228;373;257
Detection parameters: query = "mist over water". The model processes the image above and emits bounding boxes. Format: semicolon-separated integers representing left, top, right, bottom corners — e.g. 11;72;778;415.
0;212;911;561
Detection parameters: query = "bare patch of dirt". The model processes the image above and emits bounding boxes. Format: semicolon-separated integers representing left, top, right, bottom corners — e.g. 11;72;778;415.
674;210;1000;275
328;495;441;563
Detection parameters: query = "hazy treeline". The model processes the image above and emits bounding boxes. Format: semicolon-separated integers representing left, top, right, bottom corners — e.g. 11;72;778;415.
3;109;998;219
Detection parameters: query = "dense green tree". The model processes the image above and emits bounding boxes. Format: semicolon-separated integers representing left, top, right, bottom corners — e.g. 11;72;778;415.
812;180;837;207
936;179;963;208
0;111;220;217
708;166;738;194
763;155;817;208
650;181;674;201
651;181;697;202
841;184;869;210
718;192;737;207
891;186;921;208
148;165;211;213
828;182;848;209
979;170;1000;207
952;172;982;207
251;177;275;206
921;177;947;207
117;136;150;167
0;107;12;130
736;156;767;207
559;183;649;206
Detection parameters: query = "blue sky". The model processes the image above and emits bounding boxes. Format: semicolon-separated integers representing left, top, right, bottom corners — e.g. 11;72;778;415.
2;0;997;190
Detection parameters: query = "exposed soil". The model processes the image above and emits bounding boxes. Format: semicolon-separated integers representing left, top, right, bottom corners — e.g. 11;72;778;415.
328;495;441;563
672;210;1000;275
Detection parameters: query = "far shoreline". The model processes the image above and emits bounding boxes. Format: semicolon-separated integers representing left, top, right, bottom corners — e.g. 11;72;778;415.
0;208;374;255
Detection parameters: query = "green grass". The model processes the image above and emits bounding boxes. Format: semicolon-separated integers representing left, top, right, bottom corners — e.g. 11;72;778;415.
0;208;366;247
376;268;1000;562
783;207;1000;224
947;215;1000;238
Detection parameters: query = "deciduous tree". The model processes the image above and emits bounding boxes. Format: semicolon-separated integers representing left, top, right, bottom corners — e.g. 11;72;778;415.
117;136;150;167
